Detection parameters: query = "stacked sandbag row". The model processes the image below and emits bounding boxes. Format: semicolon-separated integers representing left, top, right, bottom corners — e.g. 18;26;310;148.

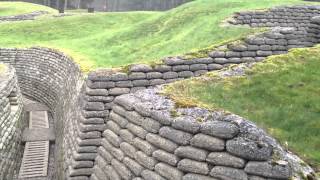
84;26;313;103
67;86;109;180
230;5;320;27
0;11;48;22
0;65;24;180
208;27;315;64
307;16;320;43
90;88;297;180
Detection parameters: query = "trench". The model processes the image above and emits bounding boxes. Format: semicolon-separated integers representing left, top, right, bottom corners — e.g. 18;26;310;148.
1;4;320;180
17;98;55;180
0;47;84;180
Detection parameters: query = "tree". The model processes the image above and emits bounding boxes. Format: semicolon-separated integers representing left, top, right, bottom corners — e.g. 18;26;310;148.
76;0;81;9
58;0;66;13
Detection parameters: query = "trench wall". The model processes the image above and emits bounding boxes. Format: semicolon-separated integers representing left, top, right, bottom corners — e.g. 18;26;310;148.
0;47;83;180
230;5;320;27
85;25;317;98
90;88;300;180
0;64;24;180
64;26;304;179
79;6;320;180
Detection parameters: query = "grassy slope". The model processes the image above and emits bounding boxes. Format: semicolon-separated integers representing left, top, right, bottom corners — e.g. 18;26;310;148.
0;0;317;70
0;2;57;16
165;47;320;171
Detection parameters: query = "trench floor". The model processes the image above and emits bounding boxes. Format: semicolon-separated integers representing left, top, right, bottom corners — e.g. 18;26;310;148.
17;98;55;180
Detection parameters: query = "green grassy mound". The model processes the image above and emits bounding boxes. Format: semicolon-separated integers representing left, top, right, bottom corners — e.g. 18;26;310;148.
164;46;320;171
0;2;57;16
0;0;317;70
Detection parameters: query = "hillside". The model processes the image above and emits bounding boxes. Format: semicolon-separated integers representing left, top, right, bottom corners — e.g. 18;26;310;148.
0;2;57;16
0;0;317;70
164;46;320;171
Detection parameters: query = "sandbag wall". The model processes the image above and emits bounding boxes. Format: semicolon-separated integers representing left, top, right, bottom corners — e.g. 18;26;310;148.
89;88;300;180
85;27;314;98
230;5;320;27
0;11;48;23
307;16;320;42
76;21;320;179
230;6;320;46
0;65;24;180
0;47;83;180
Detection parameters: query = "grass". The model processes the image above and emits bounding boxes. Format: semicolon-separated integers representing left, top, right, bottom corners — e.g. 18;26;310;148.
164;47;320;171
0;0;318;70
0;2;57;16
